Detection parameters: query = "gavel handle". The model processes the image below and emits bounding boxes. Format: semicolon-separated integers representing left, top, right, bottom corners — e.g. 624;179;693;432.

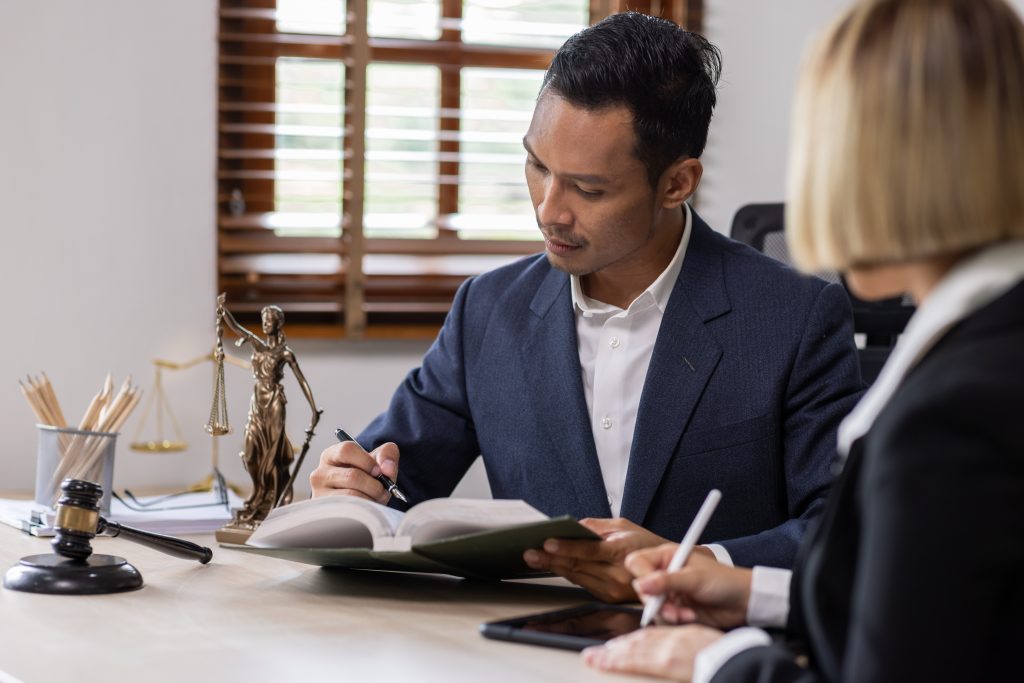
98;518;213;564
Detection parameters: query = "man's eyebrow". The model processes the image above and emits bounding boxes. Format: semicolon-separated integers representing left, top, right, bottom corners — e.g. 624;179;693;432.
566;172;612;185
521;138;612;185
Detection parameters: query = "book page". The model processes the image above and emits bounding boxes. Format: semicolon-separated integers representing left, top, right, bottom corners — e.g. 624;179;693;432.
394;498;548;547
247;496;406;549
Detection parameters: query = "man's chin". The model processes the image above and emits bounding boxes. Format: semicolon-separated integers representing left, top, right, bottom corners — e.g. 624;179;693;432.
544;250;592;277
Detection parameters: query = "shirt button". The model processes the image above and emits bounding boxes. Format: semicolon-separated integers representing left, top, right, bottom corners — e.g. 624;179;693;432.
601;417;612;429
609;336;621;349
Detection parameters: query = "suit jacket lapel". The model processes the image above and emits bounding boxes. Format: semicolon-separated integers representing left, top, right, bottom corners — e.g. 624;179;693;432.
521;266;611;517
620;214;729;524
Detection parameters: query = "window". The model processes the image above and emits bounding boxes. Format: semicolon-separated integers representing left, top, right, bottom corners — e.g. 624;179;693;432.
218;0;703;336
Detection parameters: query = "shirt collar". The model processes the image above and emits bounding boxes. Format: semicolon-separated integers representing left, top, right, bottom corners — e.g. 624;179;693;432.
837;238;1024;457
571;203;693;317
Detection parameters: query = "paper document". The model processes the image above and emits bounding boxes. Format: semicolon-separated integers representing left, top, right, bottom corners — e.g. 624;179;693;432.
0;488;243;537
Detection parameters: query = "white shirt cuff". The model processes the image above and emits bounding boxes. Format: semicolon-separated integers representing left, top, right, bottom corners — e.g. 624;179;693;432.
746;566;792;629
693;627;772;683
704;543;733;567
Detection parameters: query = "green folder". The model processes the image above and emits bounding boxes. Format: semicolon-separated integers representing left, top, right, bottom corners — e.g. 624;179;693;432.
223;516;599;580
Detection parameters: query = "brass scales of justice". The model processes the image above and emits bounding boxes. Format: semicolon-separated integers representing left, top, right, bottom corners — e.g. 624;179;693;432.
129;350;250;496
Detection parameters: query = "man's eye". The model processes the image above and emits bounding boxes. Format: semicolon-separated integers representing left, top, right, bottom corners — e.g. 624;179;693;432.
576;187;602;198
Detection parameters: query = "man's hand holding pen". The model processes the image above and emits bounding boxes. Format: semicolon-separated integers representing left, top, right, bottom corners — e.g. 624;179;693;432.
309;429;408;504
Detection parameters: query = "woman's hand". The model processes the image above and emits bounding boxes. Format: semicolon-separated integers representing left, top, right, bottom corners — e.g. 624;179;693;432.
583;624;724;681
626;543;753;629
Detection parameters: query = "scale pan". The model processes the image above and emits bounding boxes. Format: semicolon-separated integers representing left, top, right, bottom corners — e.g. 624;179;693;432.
130;440;188;453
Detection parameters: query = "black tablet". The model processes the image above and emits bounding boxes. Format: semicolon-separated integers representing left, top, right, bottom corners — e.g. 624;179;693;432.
479;603;644;651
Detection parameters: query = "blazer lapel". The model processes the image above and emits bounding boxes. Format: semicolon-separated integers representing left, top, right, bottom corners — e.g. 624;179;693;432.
620;214;729;524
521;266;611;518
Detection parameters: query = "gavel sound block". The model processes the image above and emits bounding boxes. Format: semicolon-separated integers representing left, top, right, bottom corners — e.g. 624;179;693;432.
3;479;212;595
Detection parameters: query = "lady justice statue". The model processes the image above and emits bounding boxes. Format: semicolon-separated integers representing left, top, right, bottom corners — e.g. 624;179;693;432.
211;294;322;543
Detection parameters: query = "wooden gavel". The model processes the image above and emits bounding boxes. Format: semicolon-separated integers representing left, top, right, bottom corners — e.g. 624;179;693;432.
4;479;212;594
52;479;213;563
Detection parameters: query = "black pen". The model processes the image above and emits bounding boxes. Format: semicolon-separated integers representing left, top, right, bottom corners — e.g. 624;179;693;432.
334;428;409;504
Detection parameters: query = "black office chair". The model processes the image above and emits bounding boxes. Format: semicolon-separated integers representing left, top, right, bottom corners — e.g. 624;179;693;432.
729;203;914;385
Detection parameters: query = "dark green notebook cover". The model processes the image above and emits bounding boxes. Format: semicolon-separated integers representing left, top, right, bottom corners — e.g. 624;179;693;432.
223;516;598;580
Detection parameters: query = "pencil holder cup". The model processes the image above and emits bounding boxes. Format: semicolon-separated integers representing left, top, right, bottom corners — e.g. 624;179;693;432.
35;425;117;514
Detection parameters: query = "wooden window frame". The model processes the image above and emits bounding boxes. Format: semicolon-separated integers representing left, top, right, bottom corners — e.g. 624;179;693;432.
217;0;703;338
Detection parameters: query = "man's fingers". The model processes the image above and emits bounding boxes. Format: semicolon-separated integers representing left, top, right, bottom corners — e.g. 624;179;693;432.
322;463;389;502
541;537;613;562
371;442;400;479
525;550;637;602
317;486;382;503
322;442;380;475
579;517;634;536
310;443;389;502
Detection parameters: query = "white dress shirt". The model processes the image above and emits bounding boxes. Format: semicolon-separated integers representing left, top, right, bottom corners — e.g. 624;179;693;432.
572;205;692;518
693;239;1024;683
571;205;733;565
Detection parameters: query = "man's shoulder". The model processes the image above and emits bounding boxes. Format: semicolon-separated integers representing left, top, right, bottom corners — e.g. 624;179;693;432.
473;251;549;284
716;228;826;288
448;252;560;342
693;219;835;306
463;252;557;304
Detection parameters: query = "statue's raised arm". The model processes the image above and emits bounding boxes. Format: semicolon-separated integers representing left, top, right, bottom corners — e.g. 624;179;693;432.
216;293;267;351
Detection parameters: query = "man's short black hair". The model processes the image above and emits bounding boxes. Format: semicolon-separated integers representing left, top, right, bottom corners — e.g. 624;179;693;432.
542;11;722;188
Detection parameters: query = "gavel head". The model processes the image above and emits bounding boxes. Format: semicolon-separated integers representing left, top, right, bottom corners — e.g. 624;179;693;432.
51;479;102;561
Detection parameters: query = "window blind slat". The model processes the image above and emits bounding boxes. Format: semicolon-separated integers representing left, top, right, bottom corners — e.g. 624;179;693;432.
218;0;701;334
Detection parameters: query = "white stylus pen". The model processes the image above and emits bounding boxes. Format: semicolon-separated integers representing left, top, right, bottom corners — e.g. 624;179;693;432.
639;488;722;628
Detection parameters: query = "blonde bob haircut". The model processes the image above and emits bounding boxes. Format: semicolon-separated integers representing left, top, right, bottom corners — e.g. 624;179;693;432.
786;0;1024;272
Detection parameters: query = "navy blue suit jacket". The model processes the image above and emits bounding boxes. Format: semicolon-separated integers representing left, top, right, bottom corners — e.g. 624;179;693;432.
359;212;864;568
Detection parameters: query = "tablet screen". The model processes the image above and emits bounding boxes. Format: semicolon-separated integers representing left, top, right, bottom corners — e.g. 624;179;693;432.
518;605;642;640
480;603;644;651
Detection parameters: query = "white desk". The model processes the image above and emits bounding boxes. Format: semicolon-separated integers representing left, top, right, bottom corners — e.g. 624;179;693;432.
0;525;646;683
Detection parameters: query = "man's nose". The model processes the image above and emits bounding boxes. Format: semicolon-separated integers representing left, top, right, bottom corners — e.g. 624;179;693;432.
536;179;572;227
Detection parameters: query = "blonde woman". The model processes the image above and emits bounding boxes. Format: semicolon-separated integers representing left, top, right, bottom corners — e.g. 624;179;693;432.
583;0;1024;680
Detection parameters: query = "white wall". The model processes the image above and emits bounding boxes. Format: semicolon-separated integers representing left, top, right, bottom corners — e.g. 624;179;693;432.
698;0;854;231
3;0;1022;498
698;0;1024;232
0;1;432;497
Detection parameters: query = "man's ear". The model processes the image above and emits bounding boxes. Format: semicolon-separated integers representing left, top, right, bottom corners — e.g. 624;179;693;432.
659;158;703;209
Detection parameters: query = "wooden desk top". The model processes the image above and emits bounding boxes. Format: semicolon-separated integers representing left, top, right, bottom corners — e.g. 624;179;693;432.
0;526;646;683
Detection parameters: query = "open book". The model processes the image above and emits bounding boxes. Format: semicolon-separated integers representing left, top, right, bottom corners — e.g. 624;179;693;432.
225;496;599;579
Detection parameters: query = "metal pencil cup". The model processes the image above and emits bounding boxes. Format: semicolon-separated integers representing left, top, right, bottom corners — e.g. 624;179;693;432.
35;425;117;513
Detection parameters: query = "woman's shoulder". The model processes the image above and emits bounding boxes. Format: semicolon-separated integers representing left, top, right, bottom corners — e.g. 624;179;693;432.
912;281;1024;395
869;284;1024;466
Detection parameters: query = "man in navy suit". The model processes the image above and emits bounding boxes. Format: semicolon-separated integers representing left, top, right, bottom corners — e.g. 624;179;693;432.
311;12;863;601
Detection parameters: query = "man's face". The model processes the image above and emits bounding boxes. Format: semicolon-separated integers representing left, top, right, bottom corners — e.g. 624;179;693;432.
523;93;664;279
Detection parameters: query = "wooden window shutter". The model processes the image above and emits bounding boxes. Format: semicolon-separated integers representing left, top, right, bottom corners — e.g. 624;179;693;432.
218;0;703;338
